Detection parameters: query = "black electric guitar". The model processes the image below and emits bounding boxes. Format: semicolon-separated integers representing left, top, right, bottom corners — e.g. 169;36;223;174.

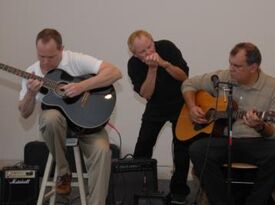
0;63;116;133
176;90;275;141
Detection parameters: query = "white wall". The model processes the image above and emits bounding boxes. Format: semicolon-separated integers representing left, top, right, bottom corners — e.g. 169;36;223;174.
1;0;275;179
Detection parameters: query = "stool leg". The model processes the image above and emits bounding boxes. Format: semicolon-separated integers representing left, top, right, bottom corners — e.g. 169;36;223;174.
49;166;58;205
74;146;87;205
37;153;54;205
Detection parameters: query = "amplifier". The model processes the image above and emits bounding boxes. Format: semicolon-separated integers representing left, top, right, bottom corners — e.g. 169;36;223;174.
112;158;157;173
107;158;158;205
1;166;39;205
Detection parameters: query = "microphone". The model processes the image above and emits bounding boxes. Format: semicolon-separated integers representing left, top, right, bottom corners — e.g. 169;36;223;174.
211;74;220;89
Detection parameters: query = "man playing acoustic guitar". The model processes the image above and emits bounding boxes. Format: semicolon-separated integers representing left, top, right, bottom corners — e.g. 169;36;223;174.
18;28;122;205
181;42;275;205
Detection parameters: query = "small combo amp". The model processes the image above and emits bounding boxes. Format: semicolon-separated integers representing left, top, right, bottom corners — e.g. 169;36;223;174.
1;166;39;205
107;158;158;205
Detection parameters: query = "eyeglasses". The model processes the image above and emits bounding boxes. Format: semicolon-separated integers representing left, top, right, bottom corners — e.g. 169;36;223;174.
229;62;251;72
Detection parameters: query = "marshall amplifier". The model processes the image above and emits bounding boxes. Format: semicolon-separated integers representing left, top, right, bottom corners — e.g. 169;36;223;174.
1;166;39;205
107;158;158;205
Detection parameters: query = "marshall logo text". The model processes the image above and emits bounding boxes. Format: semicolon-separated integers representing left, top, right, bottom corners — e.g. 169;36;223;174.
9;179;31;184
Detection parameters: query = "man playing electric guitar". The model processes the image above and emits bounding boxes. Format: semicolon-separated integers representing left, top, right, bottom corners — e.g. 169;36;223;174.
18;28;122;205
181;42;275;205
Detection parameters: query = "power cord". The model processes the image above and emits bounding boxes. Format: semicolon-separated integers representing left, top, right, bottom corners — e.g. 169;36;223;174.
107;122;122;157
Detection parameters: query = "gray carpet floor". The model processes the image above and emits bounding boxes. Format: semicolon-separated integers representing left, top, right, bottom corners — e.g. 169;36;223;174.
47;179;200;205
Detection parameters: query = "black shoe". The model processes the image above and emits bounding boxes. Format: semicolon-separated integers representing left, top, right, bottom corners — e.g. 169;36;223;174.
170;193;188;205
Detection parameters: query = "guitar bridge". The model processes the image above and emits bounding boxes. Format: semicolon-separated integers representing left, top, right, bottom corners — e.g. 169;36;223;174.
80;92;90;107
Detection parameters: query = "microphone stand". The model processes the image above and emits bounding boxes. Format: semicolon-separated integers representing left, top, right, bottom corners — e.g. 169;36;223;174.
217;81;236;205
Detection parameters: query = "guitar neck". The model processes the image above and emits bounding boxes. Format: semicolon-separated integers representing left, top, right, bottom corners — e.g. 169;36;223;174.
216;110;271;121
0;63;56;90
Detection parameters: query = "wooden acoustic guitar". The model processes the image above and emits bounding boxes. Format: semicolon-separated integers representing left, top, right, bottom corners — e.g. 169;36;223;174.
0;63;116;133
176;90;275;141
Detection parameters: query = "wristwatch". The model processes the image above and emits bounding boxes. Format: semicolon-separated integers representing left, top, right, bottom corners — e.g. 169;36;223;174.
255;122;265;133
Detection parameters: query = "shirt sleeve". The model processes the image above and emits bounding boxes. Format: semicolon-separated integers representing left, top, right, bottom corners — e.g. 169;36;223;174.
164;40;189;77
127;58;147;94
181;70;227;95
67;51;103;75
18;63;44;102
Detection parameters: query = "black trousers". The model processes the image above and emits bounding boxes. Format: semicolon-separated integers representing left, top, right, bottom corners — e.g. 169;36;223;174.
189;136;275;205
133;119;191;196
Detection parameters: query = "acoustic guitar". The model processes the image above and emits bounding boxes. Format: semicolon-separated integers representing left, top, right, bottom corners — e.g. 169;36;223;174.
176;90;275;141
0;63;116;133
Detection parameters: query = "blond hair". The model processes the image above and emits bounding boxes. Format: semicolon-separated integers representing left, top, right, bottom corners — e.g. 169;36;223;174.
127;30;153;53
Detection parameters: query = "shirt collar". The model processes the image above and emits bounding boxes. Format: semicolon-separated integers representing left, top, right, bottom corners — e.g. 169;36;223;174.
58;50;68;67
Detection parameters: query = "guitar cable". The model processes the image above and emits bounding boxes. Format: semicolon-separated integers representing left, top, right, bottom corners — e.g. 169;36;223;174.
107;122;122;158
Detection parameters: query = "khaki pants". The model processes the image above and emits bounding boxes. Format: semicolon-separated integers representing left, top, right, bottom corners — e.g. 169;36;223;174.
39;109;111;205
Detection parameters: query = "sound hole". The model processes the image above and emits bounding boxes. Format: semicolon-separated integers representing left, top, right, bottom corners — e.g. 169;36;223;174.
193;108;216;131
55;82;68;97
205;108;216;122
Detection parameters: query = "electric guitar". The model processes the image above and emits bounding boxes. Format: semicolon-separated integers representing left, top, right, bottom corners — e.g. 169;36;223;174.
0;63;116;133
176;90;275;141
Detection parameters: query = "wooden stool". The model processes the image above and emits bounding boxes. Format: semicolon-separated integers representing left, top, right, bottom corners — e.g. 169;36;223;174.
37;138;87;205
223;162;257;184
192;163;258;205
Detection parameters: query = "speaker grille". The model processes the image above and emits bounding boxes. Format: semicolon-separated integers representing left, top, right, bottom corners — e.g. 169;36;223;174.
107;159;158;205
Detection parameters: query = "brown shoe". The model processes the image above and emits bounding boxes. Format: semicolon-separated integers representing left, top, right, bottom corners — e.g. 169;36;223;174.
56;173;72;195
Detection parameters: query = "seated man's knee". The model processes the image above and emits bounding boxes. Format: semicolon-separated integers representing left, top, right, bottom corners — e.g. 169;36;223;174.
189;139;205;160
39;110;67;139
40;109;66;128
96;139;111;156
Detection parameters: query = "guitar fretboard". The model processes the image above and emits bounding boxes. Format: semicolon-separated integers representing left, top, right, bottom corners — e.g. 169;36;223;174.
0;63;57;90
216;111;270;121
